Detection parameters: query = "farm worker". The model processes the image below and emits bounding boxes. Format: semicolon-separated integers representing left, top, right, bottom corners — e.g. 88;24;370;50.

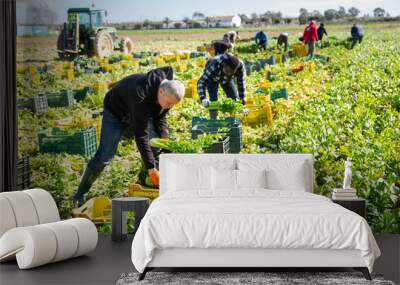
210;40;232;56
255;31;268;51
351;23;364;49
223;31;240;49
197;53;246;107
276;32;289;52
303;20;319;58
73;67;185;206
317;23;328;47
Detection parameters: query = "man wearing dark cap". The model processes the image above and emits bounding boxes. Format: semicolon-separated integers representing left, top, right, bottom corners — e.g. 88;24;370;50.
197;53;246;106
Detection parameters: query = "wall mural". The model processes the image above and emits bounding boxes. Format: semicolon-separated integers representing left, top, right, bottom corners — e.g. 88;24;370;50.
16;0;399;234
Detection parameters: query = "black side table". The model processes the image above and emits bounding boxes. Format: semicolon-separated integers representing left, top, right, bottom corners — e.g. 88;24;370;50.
112;197;150;242
332;198;366;219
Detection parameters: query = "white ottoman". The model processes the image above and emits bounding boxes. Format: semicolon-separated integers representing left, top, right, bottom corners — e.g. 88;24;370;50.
0;189;98;269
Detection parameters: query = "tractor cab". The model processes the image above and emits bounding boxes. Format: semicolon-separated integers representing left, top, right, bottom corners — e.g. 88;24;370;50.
68;8;107;30
57;8;133;59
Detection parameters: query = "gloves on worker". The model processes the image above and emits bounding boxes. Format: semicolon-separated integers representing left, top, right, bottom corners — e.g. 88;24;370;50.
241;98;246;105
148;168;160;188
201;99;210;108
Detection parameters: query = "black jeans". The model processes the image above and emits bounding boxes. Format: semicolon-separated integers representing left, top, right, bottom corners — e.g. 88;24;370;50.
73;108;160;203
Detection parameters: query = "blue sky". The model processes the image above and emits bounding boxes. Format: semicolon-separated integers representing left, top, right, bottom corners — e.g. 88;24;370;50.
17;0;400;23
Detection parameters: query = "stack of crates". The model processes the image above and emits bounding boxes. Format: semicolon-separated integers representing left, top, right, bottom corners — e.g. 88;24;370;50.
128;182;159;202
271;88;288;102
17;95;48;114
38;126;97;157
46;90;76;108
292;43;308;57
17;156;31;190
191;117;243;153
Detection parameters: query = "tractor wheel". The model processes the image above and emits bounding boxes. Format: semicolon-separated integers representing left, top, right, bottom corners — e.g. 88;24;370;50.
94;31;114;58
120;37;133;55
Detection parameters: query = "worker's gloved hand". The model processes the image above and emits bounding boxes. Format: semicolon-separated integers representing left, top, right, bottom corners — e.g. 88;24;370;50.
148;168;160;188
201;99;210;108
241;98;246;105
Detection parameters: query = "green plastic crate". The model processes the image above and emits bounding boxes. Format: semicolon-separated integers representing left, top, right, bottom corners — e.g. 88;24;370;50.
271;88;288;102
191;117;242;153
204;136;230;153
46;90;76;107
38;126;97;157
74;87;94;102
17;95;48;114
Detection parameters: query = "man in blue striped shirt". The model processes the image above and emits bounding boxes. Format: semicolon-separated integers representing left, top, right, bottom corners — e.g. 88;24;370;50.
197;53;246;107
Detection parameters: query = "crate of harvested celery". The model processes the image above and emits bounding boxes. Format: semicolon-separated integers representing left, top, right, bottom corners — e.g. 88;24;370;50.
38;126;97;157
191;117;243;153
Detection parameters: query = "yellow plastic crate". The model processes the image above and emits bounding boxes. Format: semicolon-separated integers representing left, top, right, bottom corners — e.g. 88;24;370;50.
120;60;129;69
63;62;74;70
242;103;273;126
185;79;198;99
72;197;111;224
17;66;27;74
62;69;75;81
162;53;176;63
176;63;188;72
112;63;121;71
197;45;207;52
292;43;308;57
307;61;316;72
154;57;165;67
196;58;207;68
26;65;38;75
121;54;133;60
128;183;159;201
259;81;273;91
31;74;41;83
100;58;109;66
93;82;109;93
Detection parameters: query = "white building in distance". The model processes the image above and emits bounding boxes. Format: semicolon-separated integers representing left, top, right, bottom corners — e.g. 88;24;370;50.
209;15;241;28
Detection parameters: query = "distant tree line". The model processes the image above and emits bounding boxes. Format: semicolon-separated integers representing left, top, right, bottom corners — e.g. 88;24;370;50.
111;7;398;30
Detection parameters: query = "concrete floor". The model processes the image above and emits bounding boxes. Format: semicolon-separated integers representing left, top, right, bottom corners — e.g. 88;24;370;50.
0;234;134;285
1;234;398;285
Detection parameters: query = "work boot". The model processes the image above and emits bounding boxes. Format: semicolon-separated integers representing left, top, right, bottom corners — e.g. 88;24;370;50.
73;165;103;206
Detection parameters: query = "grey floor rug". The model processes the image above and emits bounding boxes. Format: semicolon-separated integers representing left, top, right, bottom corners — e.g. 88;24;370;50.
116;272;395;285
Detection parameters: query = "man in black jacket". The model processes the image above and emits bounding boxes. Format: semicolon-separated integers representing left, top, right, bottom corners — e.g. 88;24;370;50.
73;67;184;206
